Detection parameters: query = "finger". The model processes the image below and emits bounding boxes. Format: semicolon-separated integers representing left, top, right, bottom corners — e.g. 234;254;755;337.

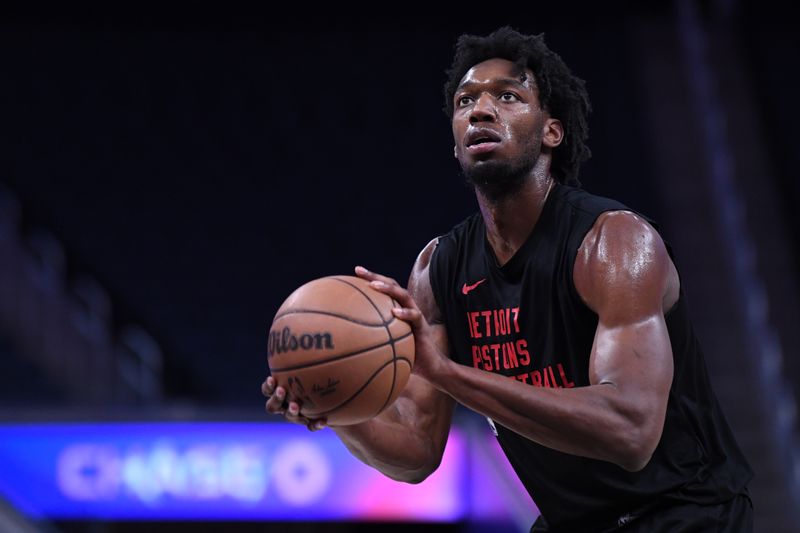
354;266;399;287
264;390;325;430
285;403;326;430
286;401;302;418
261;376;275;397
265;386;288;414
392;306;426;331
370;279;418;310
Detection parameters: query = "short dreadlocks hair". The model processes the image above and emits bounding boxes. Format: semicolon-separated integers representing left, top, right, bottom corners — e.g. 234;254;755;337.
443;27;591;187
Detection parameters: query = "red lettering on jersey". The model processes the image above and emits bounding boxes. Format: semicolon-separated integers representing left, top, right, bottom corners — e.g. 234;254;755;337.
516;339;530;366
549;366;561;388
481;345;493;371
471;346;483;370
505;341;518;369
530;370;542;387
496;309;509;336
467;307;523;340
557;363;575;388
481;310;492;337
469;312;482;339
515;372;529;384
490;343;501;370
543;366;553;388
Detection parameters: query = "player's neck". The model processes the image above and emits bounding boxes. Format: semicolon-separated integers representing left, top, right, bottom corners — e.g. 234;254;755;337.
477;174;555;267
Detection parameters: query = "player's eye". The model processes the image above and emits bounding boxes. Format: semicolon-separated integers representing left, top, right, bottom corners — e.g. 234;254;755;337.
456;95;474;107
499;92;520;102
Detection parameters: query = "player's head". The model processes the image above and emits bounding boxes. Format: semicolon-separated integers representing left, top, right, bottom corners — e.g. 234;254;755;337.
443;26;591;188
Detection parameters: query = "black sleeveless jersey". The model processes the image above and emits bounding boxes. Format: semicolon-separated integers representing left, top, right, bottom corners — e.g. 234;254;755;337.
428;183;753;531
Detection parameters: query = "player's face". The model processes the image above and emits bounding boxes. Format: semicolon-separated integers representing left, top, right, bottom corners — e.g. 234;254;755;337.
451;58;546;186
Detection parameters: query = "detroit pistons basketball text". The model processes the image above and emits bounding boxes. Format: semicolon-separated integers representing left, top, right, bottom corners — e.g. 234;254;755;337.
467;307;575;388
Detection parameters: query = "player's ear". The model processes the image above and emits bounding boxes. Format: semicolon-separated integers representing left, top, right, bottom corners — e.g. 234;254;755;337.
543;118;563;149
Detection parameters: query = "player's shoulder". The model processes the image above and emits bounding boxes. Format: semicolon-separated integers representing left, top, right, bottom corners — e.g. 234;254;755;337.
414;238;440;273
556;185;665;257
589;209;665;251
409;237;447;322
575;208;679;318
575;210;673;297
594;208;659;234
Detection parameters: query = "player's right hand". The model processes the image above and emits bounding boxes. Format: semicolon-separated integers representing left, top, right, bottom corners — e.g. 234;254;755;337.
262;376;327;432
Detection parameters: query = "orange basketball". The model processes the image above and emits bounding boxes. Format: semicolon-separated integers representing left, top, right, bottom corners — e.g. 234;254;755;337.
267;275;415;426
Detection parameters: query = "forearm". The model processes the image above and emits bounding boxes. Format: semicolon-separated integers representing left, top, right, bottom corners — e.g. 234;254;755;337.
331;396;449;483
431;360;656;471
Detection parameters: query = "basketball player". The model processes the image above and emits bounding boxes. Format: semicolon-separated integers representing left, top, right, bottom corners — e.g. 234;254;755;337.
263;27;753;531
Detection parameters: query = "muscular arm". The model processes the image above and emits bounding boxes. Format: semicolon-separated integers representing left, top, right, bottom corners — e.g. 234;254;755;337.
379;212;678;472
330;241;456;483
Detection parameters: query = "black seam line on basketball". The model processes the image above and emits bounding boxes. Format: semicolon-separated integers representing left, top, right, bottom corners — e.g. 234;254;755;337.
273;309;393;328
329;277;394;326
330;277;399;417
304;357;413;418
269;330;413;373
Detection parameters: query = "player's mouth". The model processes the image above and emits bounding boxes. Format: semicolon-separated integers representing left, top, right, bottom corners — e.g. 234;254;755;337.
465;128;502;155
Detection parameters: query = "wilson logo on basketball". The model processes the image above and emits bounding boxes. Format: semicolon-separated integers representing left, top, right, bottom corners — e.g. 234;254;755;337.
268;326;334;358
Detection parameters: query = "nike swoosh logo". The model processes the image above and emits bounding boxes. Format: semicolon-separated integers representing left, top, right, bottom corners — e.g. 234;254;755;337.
462;278;487;295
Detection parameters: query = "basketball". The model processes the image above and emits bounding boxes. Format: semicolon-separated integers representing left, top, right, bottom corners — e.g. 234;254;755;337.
267;275;415;426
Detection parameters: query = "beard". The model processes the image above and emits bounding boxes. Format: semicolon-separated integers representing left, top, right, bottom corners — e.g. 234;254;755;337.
461;149;539;202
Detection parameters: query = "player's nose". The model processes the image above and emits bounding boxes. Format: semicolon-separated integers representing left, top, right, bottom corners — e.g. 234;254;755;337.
469;93;497;123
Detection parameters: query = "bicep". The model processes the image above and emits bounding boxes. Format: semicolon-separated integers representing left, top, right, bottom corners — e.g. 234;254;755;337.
590;315;673;420
576;212;674;419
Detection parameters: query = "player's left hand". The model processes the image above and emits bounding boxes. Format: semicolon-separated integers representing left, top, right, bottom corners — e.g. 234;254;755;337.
354;266;449;384
262;376;327;431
